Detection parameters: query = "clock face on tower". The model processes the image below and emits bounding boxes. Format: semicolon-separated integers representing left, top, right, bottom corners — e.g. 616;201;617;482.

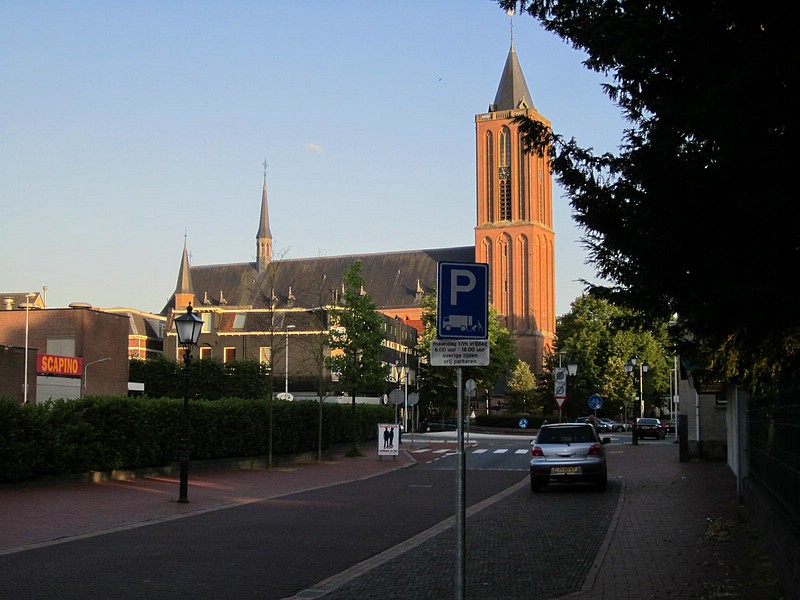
498;165;511;180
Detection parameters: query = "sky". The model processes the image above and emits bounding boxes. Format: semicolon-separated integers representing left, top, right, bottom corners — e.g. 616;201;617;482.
1;1;625;317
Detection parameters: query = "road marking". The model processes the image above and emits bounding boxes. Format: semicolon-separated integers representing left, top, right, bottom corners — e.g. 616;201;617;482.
515;449;528;454
493;449;509;454
473;449;488;454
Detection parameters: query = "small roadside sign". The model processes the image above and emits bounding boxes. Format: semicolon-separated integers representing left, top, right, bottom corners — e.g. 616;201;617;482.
519;418;529;429
378;423;400;457
437;262;488;340
430;339;490;366
588;394;604;410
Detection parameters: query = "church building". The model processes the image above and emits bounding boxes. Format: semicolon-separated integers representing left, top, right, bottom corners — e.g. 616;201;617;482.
163;42;555;394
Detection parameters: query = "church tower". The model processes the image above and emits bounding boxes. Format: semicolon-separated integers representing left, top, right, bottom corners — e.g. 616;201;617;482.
475;41;555;370
174;237;197;310
256;164;273;272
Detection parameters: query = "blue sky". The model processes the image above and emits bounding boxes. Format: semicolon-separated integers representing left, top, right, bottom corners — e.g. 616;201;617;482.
1;1;624;316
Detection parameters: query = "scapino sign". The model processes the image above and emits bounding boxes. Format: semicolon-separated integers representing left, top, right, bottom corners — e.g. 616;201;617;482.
37;354;83;377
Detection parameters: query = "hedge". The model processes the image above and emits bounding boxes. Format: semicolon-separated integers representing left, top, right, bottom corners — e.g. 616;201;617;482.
0;396;393;483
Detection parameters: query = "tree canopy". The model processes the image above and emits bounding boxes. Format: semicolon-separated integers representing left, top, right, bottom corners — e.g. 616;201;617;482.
499;1;799;390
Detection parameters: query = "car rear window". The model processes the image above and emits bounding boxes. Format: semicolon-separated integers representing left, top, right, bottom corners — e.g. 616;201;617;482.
537;427;595;444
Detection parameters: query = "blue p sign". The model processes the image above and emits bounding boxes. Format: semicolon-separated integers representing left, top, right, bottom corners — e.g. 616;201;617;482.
437;261;488;340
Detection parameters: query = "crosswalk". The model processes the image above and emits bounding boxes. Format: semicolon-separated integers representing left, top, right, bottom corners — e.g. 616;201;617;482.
410;446;529;456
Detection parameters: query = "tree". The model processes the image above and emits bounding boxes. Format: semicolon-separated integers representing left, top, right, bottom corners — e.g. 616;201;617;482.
498;0;799;391
551;295;672;420
416;293;517;417
325;261;389;456
505;360;539;414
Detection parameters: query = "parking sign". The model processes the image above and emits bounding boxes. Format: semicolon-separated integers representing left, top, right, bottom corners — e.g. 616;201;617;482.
436;262;488;340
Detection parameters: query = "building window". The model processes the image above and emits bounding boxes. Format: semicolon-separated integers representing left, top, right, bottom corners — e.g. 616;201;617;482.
233;313;246;329
224;347;236;363
199;346;212;360
485;131;494;223
47;337;75;357
518;132;527;220
499;127;512;221
201;312;212;333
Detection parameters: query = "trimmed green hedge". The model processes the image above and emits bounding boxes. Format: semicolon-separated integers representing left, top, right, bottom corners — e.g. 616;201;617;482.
0;397;392;483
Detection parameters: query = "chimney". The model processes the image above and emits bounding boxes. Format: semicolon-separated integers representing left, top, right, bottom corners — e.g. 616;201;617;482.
3;297;13;310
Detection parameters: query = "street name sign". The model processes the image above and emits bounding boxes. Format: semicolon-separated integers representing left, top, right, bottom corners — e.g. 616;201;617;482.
436;262;489;340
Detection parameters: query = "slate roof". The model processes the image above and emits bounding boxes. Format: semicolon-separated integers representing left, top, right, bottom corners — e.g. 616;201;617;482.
165;246;475;315
491;42;535;112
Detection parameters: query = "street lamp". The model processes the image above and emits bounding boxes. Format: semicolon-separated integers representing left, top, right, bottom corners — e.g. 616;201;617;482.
174;305;203;503
20;294;36;403
285;324;295;400
624;356;649;446
83;357;111;396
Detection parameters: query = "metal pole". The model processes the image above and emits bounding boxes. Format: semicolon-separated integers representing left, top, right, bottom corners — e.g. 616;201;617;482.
285;330;289;399
455;366;465;600
178;346;191;503
23;299;30;404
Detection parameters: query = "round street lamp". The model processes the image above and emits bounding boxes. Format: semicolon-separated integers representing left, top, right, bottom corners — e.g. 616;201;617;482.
174;305;203;503
625;356;649;446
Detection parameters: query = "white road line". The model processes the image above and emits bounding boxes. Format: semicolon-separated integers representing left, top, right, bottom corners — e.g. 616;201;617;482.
472;449;488;454
493;449;509;454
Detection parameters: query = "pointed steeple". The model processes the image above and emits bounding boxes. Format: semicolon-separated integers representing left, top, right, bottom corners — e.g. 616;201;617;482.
256;161;273;272
490;42;535;112
174;236;196;310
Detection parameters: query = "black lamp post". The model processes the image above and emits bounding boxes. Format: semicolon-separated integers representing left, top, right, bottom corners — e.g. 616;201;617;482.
174;305;203;503
624;356;649;446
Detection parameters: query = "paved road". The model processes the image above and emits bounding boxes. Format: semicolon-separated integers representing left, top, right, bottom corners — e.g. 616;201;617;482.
0;436;781;600
0;445;524;600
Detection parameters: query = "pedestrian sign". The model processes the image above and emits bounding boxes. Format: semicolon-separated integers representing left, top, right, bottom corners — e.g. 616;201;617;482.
436;261;488;340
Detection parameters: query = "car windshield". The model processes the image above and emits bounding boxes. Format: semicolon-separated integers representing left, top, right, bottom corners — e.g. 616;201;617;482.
536;427;595;444
638;418;658;425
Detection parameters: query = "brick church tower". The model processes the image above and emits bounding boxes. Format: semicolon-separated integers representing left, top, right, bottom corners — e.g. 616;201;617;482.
475;41;555;370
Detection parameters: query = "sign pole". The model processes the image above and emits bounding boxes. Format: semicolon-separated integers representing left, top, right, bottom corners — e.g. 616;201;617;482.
455;366;465;600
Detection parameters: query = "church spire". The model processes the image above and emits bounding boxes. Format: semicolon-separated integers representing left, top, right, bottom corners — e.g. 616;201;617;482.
174;235;196;310
490;42;535;112
256;160;273;272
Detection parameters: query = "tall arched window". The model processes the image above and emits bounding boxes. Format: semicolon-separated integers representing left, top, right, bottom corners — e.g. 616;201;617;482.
499;127;512;221
485;132;494;223
517;132;527;220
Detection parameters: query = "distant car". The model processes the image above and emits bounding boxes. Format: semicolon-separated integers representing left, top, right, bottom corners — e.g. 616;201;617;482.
529;422;610;492
636;417;666;440
424;417;458;432
574;416;610;432
598;418;627;432
666;418;677;434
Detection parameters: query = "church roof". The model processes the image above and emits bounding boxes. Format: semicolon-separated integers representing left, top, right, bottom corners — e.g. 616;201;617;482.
491;42;535;111
257;179;272;239
169;246;475;315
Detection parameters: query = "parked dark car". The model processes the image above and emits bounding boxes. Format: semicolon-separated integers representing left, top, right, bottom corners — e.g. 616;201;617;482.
424;417;458;432
529;422;610;492
636;417;666;439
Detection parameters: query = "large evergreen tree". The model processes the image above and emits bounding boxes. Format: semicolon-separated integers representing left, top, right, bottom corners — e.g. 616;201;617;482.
499;0;799;390
325;261;389;456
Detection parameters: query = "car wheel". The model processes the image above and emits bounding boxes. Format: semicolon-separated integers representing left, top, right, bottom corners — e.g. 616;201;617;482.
596;475;607;491
530;477;544;493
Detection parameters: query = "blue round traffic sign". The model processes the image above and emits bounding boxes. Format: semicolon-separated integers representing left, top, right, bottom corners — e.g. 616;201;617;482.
518;418;529;429
588;394;604;410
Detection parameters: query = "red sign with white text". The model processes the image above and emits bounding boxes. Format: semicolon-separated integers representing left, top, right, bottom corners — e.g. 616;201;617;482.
37;354;83;377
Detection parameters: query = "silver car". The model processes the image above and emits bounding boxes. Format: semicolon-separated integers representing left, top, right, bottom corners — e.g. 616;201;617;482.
529;423;610;492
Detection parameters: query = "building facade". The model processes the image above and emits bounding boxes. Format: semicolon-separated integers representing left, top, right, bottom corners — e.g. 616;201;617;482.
0;303;130;402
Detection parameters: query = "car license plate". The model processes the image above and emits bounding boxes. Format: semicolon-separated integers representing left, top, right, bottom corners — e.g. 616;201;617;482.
552;466;581;474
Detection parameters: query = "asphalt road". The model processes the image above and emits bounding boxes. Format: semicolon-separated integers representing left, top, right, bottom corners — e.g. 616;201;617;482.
0;453;527;600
